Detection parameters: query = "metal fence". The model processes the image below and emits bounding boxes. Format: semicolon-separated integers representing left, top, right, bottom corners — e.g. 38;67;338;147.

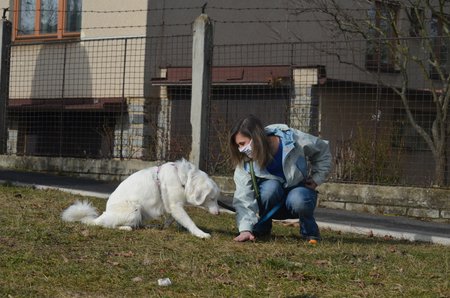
2;33;449;188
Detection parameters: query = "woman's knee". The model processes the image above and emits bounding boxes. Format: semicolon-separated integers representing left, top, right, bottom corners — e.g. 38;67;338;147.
286;187;317;215
259;179;284;204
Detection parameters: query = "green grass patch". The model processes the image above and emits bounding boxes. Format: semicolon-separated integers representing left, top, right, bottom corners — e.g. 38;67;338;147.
0;184;448;297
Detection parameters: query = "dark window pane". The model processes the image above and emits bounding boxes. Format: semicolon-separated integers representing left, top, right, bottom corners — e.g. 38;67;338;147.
429;15;450;79
65;0;82;32
40;0;58;34
365;1;398;72
18;0;36;35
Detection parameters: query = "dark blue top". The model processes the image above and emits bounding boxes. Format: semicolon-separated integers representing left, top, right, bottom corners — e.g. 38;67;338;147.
266;138;285;181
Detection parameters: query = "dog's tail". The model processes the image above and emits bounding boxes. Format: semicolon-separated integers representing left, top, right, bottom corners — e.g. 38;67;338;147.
61;200;98;225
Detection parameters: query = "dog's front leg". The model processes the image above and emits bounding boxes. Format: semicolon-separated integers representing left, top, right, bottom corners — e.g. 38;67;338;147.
169;204;211;239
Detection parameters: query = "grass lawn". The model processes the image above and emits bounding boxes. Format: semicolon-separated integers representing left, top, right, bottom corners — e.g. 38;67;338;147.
1;184;449;297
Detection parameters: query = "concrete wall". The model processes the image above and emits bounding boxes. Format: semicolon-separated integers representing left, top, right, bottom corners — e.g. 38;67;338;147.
9;38;147;99
318;183;450;223
0;155;155;181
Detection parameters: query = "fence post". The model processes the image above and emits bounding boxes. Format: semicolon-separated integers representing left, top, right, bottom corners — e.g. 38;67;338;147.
0;10;11;154
190;13;213;170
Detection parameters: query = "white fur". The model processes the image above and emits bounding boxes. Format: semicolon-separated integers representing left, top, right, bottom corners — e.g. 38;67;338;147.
61;159;220;238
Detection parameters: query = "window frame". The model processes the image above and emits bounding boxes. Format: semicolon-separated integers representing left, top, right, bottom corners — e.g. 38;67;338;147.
12;0;81;42
365;1;400;73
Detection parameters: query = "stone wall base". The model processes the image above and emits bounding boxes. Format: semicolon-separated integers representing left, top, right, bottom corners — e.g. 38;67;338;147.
214;179;450;223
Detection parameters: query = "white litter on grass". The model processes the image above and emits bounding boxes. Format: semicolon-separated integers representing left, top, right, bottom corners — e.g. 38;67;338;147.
158;278;172;286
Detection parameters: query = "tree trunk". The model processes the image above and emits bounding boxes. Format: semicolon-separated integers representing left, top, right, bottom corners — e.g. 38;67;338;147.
433;137;448;187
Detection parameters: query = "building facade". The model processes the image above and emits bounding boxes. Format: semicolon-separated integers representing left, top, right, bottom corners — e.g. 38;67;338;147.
1;0;449;186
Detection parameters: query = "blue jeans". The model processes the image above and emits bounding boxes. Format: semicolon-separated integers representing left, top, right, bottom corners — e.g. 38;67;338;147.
253;179;320;239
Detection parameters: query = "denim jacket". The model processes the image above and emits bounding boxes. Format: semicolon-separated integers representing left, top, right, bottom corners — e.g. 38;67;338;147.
232;124;332;232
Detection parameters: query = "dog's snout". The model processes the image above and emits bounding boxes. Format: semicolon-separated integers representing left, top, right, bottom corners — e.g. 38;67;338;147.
208;205;220;215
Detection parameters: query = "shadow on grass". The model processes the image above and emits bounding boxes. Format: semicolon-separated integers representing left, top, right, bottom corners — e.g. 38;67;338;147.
323;233;416;246
149;215;417;246
210;230;418;246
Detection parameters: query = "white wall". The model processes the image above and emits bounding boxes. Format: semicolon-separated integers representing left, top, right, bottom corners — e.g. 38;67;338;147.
0;0;9;18
82;0;149;39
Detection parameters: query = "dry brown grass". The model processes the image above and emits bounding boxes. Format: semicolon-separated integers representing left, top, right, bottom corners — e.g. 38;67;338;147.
1;184;448;297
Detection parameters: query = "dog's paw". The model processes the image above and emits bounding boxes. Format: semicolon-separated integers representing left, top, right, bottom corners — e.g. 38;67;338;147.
118;226;133;231
194;231;211;239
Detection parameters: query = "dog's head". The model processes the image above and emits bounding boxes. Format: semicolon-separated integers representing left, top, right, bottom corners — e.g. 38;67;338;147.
184;168;220;215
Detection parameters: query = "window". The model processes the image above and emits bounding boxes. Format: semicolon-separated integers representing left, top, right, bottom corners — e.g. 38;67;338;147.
407;8;424;37
429;14;450;80
366;1;400;72
13;0;82;41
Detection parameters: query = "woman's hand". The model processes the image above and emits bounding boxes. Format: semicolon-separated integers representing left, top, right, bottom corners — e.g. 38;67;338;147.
234;231;255;242
305;178;318;190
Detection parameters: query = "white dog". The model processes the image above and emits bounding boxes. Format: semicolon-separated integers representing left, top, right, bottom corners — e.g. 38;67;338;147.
61;159;220;238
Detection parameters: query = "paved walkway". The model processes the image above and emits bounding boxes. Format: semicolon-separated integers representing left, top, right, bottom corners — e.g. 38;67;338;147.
1;168;449;245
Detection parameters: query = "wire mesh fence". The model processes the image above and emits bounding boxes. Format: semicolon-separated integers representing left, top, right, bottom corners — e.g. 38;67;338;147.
2;33;449;188
6;35;193;161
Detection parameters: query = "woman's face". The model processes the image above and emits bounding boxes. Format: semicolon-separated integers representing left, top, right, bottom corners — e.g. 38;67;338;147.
234;132;251;151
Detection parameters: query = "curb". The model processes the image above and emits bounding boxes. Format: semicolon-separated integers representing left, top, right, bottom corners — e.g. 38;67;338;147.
316;221;450;246
1;179;110;199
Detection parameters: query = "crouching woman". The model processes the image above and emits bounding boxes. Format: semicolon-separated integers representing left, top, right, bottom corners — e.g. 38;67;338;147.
229;115;331;242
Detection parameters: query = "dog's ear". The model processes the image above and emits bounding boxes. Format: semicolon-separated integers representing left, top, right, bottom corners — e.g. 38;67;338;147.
176;159;194;186
181;158;195;171
185;170;208;205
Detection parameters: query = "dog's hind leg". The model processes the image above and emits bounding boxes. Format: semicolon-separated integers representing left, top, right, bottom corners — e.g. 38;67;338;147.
142;215;175;230
163;216;175;229
169;205;211;239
